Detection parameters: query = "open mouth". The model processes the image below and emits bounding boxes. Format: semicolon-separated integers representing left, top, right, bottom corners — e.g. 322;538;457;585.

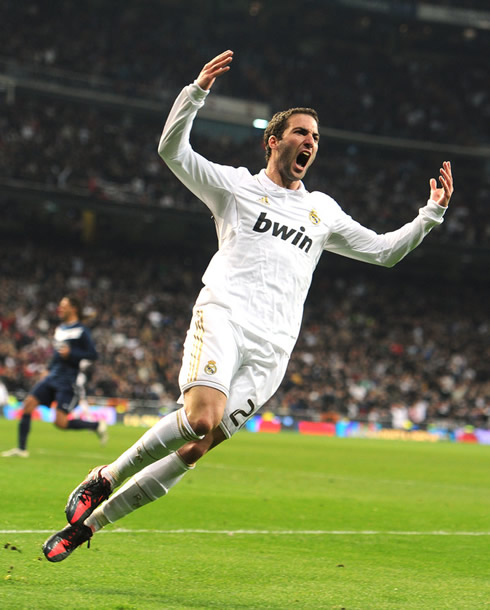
296;151;311;169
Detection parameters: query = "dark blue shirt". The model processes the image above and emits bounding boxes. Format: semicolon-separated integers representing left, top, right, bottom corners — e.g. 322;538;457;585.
48;322;98;386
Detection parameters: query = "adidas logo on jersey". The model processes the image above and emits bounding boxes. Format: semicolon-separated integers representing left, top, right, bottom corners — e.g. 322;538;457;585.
252;212;313;253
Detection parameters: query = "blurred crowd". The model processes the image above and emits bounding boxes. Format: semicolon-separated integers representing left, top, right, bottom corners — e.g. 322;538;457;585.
1;0;489;144
0;95;487;247
1;0;489;247
0;240;488;429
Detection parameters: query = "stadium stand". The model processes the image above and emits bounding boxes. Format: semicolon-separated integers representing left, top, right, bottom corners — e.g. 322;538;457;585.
0;0;488;430
0;237;488;429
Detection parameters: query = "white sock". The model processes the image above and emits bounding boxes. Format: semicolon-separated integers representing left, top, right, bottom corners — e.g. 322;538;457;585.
84;508;110;533
104;408;201;486
86;452;193;530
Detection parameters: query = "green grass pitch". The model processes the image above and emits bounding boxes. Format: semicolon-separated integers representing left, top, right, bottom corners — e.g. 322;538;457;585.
1;418;489;609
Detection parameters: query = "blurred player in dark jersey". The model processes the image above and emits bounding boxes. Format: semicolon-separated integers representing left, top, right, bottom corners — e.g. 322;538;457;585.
2;294;107;457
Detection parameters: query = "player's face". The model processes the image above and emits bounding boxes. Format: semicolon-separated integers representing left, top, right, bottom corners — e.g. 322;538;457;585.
270;114;319;186
57;298;75;322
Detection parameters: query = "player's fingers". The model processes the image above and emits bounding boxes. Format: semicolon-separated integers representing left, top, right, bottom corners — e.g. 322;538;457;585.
198;51;233;89
201;58;232;82
212;56;233;74
440;167;453;194
212;49;234;60
441;162;451;177
216;49;234;60
442;162;453;185
429;178;437;191
440;173;451;193
204;50;233;71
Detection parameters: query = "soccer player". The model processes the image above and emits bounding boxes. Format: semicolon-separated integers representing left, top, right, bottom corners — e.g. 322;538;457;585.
2;294;106;458
42;50;453;561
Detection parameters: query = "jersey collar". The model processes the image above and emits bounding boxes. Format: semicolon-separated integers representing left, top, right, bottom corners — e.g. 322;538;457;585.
256;169;307;196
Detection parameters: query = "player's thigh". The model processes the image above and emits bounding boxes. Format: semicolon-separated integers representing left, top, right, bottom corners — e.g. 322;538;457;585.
183;384;228;432
23;393;40;413
55;386;77;414
54;408;69;428
29;377;56;411
219;336;289;438
179;306;242;398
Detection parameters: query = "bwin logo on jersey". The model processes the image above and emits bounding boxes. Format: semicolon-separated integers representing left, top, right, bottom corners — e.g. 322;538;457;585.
253;212;313;253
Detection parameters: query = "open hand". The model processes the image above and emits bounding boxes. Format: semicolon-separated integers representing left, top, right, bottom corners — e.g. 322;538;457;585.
196;50;234;91
430;161;453;208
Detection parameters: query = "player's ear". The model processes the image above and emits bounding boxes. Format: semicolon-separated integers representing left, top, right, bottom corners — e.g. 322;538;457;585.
268;135;278;151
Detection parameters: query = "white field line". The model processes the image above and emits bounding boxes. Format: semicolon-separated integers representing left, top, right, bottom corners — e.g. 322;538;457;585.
1;528;489;536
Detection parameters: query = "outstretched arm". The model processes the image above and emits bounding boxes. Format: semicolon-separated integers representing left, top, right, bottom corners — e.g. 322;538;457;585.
430;161;453;208
158;50;241;217
325;161;453;267
158;49;235;165
196;50;234;91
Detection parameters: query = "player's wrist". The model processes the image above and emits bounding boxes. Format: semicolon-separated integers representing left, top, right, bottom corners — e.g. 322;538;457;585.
189;80;210;102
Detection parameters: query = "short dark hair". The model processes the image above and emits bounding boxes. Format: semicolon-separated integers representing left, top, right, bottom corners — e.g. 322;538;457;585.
263;107;319;163
65;294;83;319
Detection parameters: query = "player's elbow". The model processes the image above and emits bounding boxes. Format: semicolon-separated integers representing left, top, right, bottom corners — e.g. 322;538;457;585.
370;252;399;268
157;138;167;160
376;247;410;268
157;130;176;161
383;258;399;268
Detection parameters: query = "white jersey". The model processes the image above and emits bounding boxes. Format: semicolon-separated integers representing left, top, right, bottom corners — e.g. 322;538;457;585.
158;82;446;355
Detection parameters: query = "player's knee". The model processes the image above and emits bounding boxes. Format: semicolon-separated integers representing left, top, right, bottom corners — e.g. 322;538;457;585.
23;395;38;414
54;412;69;429
179;432;225;464
184;387;227;437
179;426;227;465
179;442;207;464
186;413;217;437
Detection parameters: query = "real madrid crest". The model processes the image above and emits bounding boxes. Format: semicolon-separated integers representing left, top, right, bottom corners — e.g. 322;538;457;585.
309;209;320;225
204;360;217;375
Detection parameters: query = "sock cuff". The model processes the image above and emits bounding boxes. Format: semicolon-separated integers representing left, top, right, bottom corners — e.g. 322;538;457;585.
177;408;204;442
173;451;195;471
88;506;112;530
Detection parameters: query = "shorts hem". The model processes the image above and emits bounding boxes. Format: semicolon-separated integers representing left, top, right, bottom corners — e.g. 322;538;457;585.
218;420;233;439
180;380;229;398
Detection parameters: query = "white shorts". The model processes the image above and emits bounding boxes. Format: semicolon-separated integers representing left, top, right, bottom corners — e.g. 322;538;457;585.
178;305;289;438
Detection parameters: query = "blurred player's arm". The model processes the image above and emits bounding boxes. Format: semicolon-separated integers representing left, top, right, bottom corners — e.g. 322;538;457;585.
75;359;95;389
